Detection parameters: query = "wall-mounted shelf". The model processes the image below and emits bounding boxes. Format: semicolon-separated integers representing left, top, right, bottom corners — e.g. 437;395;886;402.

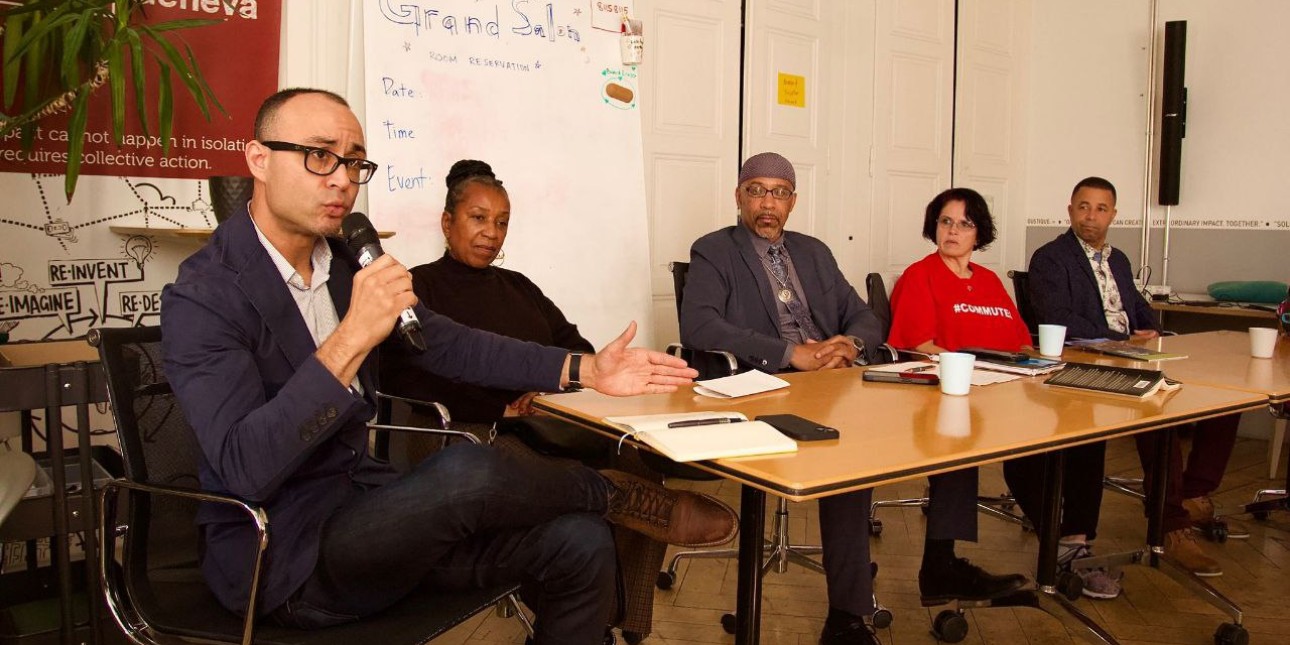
110;226;395;241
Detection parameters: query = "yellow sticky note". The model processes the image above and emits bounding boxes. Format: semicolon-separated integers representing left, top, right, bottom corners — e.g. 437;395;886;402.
777;72;806;108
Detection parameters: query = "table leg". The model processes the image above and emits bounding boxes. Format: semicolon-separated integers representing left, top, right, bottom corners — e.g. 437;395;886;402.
735;485;766;645
1035;450;1064;592
1030;451;1119;644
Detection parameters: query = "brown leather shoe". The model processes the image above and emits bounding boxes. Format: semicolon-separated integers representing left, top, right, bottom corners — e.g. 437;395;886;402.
1163;528;1222;577
1183;495;1251;539
601;470;737;547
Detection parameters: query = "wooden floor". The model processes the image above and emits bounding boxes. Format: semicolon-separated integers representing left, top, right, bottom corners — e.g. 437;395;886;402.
440;436;1289;644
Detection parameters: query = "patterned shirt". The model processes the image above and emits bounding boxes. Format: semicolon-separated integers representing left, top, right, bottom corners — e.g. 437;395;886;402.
1077;237;1128;335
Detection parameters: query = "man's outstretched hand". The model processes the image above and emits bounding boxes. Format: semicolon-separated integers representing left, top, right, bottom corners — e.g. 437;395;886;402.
579;322;699;395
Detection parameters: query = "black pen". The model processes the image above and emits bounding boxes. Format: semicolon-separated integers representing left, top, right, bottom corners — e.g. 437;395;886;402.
667;417;745;428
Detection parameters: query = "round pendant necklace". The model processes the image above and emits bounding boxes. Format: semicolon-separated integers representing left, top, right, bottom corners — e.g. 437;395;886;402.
777;288;794;303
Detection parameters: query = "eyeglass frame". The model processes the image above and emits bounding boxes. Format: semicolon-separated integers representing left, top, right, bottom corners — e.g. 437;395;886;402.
742;183;795;200
259;140;379;184
936;216;977;232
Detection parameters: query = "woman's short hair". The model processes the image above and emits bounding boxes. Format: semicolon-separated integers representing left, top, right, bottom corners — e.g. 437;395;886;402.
921;187;997;250
444;159;506;213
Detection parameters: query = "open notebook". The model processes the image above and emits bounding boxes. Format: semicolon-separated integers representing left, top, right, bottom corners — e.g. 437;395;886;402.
604;412;798;462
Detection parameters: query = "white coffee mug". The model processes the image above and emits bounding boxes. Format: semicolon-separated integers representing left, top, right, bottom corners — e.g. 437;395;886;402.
1037;324;1067;358
938;352;976;396
1249;327;1278;359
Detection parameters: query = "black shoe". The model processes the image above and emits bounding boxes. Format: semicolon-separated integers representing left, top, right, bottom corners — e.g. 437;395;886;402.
819;610;879;645
918;557;1027;606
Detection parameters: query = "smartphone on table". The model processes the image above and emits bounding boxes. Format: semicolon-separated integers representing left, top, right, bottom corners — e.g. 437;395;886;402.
756;414;840;441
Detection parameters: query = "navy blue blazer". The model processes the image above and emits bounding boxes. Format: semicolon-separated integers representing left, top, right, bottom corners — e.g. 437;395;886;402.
160;209;567;615
680;225;883;370
1027;229;1160;340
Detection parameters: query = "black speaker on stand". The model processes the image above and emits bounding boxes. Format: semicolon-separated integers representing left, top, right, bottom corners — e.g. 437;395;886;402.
1158;20;1187;206
1151;20;1188;297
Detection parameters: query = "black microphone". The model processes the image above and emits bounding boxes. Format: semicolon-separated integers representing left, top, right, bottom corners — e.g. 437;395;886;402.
341;212;426;352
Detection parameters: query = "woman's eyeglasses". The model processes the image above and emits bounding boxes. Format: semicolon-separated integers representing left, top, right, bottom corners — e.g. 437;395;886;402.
937;216;977;232
260;141;379;184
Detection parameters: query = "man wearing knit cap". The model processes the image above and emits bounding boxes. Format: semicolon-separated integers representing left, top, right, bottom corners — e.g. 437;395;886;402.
680;152;886;644
681;153;1027;644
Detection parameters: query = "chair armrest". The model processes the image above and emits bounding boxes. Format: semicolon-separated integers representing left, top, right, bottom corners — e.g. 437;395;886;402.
375;390;452;428
665;344;740;378
868;343;901;365
366;423;483;445
99;480;267;645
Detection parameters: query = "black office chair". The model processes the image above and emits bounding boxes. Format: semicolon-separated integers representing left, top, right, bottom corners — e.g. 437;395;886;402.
657;262;825;589
866;272;893;340
661;262;897;631
90;325;532;645
865;272;1028;534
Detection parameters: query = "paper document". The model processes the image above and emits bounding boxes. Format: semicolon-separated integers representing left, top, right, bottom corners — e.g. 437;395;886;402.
870;361;1019;386
693;370;790;398
604;412;798;462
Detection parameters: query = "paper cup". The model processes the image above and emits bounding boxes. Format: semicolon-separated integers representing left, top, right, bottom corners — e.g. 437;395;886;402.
1249;327;1278;359
938;352;976;396
1038;324;1067;358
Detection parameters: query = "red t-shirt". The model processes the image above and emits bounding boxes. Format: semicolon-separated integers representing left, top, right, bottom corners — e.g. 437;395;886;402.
887;253;1032;352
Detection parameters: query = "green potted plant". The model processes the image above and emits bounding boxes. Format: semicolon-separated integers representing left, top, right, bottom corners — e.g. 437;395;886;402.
0;0;225;198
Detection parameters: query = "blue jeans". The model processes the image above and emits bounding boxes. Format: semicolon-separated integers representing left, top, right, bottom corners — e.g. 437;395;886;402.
274;443;617;645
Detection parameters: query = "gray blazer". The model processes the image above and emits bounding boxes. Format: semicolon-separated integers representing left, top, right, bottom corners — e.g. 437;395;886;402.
680;225;883;370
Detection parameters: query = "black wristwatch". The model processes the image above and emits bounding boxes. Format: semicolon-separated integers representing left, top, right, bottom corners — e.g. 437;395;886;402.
563;353;584;392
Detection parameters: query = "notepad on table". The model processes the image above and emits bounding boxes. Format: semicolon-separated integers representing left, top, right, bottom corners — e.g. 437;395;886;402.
604;412;798;462
693;370;790;398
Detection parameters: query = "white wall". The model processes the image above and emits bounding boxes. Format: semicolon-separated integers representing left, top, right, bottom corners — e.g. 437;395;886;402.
1023;0;1290;291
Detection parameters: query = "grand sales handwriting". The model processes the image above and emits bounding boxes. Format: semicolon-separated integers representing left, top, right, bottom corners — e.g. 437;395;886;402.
379;1;581;43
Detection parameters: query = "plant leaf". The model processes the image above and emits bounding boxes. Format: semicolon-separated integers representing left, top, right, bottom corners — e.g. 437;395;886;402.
106;41;124;142
6;6;72;64
157;62;173;155
60;9;93;89
146;18;222;33
140;25;208;120
125;28;148;134
63;89;91;200
3;12;26;109
185;42;224;117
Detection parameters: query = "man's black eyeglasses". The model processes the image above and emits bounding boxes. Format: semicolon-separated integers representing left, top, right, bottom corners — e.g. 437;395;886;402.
260;141;379;184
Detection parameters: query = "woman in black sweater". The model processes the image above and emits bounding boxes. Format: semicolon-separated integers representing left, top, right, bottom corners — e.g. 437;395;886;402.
381;160;663;643
395;159;594;422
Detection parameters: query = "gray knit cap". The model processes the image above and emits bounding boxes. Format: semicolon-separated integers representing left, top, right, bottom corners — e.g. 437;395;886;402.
738;152;795;188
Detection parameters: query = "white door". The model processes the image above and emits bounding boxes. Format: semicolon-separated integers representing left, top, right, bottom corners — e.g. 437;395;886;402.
637;0;743;347
954;0;1030;282
742;0;867;284
870;0;956;284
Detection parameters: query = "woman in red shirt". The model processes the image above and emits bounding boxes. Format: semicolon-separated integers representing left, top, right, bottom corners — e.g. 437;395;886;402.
888;187;1120;601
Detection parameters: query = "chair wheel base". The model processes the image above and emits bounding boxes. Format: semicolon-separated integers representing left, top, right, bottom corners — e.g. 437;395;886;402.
655;570;675;590
871;608;894;629
721;612;737;634
1214;622;1249;645
932;609;969;643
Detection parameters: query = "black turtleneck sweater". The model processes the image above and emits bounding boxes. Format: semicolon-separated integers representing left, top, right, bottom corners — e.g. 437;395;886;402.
380;252;593;423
